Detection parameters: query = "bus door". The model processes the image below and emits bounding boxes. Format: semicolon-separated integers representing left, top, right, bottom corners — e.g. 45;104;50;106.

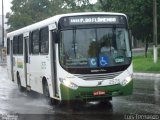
10;40;14;81
23;35;30;89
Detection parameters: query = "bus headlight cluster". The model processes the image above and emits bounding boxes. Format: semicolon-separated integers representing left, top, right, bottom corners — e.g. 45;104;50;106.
59;78;78;90
120;76;132;86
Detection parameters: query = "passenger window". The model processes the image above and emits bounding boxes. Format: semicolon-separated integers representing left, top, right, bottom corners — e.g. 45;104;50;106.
40;27;49;54
13;36;18;54
18;34;23;55
31;30;39;54
7;38;10;55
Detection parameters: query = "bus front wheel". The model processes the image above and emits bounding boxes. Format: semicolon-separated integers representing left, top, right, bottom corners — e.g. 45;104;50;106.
43;80;58;105
43;81;50;97
43;80;52;105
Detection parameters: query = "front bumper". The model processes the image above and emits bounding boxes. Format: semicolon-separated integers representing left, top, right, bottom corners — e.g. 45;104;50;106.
60;80;133;101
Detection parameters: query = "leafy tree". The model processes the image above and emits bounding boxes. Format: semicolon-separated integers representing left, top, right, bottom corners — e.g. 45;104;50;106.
62;0;95;12
6;0;94;31
96;0;160;44
7;0;50;31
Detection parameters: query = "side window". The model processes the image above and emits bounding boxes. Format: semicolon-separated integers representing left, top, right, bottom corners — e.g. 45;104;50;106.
7;38;10;55
40;27;49;54
13;36;18;54
31;30;39;54
18;34;23;55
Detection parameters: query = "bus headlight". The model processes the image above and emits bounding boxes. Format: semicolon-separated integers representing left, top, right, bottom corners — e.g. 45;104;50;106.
120;76;132;86
59;78;78;90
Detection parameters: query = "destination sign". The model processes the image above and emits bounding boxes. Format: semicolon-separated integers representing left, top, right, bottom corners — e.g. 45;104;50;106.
69;16;118;25
59;15;126;28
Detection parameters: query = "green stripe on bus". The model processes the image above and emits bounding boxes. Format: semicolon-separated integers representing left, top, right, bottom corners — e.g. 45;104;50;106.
60;80;133;101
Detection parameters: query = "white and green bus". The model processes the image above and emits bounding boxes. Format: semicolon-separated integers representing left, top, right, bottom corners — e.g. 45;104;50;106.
7;12;133;104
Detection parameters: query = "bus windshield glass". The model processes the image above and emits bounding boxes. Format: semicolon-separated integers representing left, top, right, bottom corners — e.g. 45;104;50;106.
59;27;131;68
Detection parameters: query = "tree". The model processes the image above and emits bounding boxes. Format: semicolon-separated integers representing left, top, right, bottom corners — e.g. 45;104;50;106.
6;0;94;31
7;0;51;31
96;0;160;45
62;0;95;12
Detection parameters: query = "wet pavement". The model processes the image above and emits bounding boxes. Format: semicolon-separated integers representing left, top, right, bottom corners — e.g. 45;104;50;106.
0;66;160;120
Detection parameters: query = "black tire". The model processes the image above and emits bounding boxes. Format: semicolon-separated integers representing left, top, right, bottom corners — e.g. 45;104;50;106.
17;74;25;92
50;98;60;105
107;97;112;101
43;81;53;105
43;81;60;105
99;99;112;109
43;81;50;97
97;97;112;106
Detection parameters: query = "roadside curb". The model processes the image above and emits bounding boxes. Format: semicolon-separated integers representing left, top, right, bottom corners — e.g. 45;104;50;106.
133;72;160;79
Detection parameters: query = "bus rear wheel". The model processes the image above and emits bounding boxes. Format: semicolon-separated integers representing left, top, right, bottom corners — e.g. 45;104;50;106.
17;73;25;92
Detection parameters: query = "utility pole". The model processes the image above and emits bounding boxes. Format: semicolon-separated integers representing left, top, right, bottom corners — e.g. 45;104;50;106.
153;0;158;63
2;0;4;47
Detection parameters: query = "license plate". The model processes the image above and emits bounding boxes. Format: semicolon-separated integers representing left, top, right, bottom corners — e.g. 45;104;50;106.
93;90;106;96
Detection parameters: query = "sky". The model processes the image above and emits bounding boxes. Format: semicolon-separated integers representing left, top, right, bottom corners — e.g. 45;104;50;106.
0;0;12;15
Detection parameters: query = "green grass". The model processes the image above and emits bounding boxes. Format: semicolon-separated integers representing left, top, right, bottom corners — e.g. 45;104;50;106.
133;54;160;73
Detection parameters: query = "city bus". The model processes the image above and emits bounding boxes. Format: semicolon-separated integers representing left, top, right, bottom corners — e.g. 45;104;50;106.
7;12;133;104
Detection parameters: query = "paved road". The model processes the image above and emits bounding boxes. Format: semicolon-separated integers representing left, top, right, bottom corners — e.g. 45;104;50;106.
0;66;160;120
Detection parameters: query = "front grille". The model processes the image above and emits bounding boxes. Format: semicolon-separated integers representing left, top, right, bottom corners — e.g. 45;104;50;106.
74;71;122;80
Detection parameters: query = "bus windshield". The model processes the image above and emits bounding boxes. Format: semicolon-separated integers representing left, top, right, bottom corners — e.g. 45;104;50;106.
59;27;131;68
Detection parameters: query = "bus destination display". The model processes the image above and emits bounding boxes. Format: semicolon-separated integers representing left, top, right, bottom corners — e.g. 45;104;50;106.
69;16;117;24
64;15;126;26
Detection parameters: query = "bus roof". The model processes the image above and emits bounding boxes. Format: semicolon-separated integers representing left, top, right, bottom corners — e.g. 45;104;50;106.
7;12;127;37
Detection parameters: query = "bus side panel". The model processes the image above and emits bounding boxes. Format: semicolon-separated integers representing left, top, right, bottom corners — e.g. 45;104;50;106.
29;55;42;93
29;55;51;94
